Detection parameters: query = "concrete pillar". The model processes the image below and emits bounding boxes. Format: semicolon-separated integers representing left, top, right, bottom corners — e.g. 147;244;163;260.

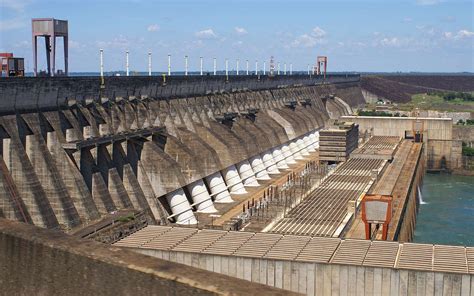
289;142;304;160
205;172;233;203
99;123;110;136
166;188;197;225
237;160;260;187
272;147;289;169
261;150;280;174
249;155;271;180
83;126;93;139
3;137;59;228
187;179;217;213
65;128;80;143
281;144;297;164
222;165;247;195
25;134;81;228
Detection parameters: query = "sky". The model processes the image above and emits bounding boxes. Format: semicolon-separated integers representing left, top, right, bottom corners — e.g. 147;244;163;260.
0;0;473;73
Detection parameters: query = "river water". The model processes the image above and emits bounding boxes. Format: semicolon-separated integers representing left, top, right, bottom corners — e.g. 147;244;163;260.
413;173;474;246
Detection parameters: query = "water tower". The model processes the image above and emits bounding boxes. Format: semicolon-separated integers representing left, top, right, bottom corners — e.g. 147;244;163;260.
32;18;68;76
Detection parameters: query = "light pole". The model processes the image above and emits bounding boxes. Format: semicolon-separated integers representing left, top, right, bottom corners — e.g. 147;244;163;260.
148;52;152;76
99;49;104;78
184;55;188;76
213;57;217;75
225;58;228;77
200;56;203;76
236;59;239;75
168;54;171;76
126;50;129;76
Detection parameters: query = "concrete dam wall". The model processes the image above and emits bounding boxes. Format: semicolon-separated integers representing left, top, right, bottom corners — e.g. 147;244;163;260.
0;75;364;231
0;74;362;114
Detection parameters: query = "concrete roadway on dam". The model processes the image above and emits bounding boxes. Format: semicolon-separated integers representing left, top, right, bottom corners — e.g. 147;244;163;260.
345;140;424;241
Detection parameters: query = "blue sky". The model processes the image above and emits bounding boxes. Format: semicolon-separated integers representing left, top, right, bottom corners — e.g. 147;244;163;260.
1;0;473;73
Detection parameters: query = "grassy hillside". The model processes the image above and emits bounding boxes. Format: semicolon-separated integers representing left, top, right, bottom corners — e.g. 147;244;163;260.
398;93;474;112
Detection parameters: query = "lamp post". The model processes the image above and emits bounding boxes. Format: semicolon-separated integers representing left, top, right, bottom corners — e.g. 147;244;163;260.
99;49;104;78
126;50;129;76
200;56;203;75
168;54;171;76
148;52;152;76
184;55;188;76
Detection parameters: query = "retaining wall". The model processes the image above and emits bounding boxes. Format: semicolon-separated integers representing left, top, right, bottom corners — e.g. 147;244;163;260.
137;248;474;296
0;218;293;296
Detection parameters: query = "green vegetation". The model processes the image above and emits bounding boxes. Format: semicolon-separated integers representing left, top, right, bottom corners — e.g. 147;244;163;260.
456;119;474;126
398;92;474;112
357;110;407;117
462;142;474;156
428;91;474;102
117;214;135;223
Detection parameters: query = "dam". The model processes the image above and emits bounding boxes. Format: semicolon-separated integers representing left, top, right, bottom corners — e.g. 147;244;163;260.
0;74;472;295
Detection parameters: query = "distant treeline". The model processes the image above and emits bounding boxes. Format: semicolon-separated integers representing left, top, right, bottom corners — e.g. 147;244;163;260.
427;91;474;101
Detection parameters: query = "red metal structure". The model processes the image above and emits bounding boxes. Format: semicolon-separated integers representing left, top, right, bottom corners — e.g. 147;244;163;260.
361;194;393;240
32;18;69;76
316;56;327;79
1;53;25;77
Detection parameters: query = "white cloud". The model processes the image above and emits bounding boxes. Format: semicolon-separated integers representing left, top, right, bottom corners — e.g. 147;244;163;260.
195;28;217;39
443;29;474;40
371;34;409;48
403;17;413;23
311;27;326;38
0;0;30;12
69;40;85;50
380;37;402;47
441;15;456;23
96;35;130;49
13;40;29;48
292;34;319;47
147;24;160;32
0;17;26;31
234;27;248;35
290;26;327;48
457;30;474;38
232;40;244;48
416;0;441;5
